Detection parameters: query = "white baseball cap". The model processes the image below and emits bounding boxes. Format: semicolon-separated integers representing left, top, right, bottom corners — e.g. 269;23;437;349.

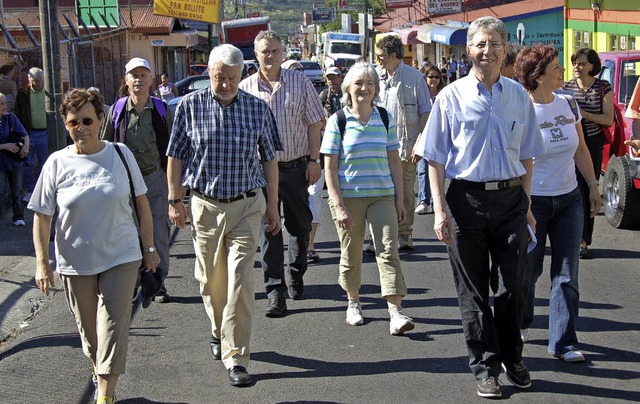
325;67;341;76
125;57;152;74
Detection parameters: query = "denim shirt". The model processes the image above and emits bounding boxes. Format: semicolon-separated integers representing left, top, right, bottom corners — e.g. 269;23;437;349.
423;74;545;182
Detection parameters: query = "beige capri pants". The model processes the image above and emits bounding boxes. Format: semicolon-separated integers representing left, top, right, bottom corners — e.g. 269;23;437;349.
60;260;140;375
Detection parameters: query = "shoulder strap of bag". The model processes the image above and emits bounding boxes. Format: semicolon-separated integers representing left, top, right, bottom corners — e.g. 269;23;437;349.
563;95;580;122
113;142;140;221
337;107;390;140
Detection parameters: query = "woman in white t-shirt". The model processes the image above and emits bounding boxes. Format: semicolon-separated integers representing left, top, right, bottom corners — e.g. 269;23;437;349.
515;45;601;364
29;88;160;403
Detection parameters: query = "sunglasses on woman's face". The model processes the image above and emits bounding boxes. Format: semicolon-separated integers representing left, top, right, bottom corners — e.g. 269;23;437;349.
427;75;441;79
66;118;94;128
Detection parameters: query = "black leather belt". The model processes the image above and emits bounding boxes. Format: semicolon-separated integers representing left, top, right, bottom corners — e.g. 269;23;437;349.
193;189;257;203
140;166;159;176
455;177;523;191
31;128;47;131
278;156;307;169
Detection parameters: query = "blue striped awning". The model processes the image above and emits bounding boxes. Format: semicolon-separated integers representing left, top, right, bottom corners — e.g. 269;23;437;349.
429;25;468;45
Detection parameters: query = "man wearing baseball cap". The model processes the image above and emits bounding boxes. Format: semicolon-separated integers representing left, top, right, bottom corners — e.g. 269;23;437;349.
101;57;174;304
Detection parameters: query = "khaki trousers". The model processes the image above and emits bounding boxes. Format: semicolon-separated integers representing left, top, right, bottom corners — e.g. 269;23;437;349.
190;191;265;369
329;196;407;297
399;160;417;235
61;260;139;375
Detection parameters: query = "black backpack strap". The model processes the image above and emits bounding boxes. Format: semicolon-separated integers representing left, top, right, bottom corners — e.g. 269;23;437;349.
377;106;390;132
336;108;347;140
113;142;140;221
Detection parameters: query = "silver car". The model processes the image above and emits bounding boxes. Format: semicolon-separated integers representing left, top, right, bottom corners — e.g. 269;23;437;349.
299;61;324;86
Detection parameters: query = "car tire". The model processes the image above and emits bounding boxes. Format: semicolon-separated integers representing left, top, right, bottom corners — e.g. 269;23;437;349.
603;154;640;229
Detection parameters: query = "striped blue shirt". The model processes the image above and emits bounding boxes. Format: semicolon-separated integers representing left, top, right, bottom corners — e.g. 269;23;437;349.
320;106;400;198
166;88;283;199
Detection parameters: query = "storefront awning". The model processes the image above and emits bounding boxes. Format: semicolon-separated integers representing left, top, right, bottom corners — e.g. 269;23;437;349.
398;26;421;45
417;24;440;44
430;25;468;45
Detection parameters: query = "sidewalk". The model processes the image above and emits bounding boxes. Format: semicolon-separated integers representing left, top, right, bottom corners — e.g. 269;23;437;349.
0;205;45;346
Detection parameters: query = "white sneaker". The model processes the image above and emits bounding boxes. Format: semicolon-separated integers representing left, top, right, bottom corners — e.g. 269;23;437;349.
520;328;529;343
22;192;32;203
345;301;363;326
389;309;414;335
557;350;585;363
13;219;26;226
398;234;414;250
415;202;433;215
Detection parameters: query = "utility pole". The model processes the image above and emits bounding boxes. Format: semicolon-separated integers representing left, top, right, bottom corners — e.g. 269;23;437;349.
39;0;65;152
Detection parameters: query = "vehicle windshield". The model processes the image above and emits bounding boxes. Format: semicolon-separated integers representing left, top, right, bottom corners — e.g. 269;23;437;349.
618;59;640;104
329;42;361;55
300;62;321;70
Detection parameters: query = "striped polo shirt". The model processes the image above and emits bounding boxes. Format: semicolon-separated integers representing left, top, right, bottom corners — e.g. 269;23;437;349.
320;106;399;198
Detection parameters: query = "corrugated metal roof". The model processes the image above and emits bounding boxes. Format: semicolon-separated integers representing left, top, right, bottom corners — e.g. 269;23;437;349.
0;5;174;34
434;0;564;24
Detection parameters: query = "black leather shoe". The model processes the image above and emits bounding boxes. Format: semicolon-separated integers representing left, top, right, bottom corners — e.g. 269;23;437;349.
228;366;252;387
265;297;287;317
210;336;221;360
289;280;304;300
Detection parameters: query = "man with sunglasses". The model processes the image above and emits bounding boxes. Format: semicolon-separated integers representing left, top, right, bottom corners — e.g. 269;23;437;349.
422;16;545;398
101;57;174;304
375;35;430;251
239;30;324;317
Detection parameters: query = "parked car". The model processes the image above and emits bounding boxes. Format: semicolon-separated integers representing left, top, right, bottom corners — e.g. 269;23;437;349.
287;47;302;60
299;61;324;86
189;64;208;76
174;75;210;96
597;50;640;228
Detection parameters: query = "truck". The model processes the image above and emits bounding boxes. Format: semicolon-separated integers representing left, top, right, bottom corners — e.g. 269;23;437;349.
597;51;640;229
320;32;365;71
220;16;270;61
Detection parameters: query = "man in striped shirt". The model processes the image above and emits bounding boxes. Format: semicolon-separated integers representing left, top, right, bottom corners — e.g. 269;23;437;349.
239;30;325;317
167;44;282;386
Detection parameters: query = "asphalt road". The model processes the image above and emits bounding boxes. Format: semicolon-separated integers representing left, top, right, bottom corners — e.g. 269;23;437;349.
0;190;639;403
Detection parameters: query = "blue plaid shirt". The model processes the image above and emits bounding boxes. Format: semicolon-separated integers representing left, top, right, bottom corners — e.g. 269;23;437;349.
167;88;282;199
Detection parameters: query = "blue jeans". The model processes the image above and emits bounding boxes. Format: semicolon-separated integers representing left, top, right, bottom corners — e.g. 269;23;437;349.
523;186;583;356
417;158;431;204
24;129;49;193
0;164;25;221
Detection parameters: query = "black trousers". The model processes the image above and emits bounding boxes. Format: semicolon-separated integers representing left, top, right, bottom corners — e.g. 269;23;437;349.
446;180;529;381
577;134;604;246
261;163;312;298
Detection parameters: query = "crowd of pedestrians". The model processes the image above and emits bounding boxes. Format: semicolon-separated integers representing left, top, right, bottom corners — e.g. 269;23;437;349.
0;13;637;403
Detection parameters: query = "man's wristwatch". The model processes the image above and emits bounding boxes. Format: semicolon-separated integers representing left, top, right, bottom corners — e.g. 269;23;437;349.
145;246;156;253
168;198;182;205
311;158;321;164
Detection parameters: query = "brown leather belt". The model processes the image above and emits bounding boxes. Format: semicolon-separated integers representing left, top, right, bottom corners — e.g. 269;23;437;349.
455;177;523;191
193;189;258;203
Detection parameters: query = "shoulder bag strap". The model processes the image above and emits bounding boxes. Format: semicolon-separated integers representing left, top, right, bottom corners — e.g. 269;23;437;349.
113;142;140;222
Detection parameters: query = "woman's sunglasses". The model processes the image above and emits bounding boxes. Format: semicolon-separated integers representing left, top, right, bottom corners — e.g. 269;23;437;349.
427;75;441;79
66;118;94;128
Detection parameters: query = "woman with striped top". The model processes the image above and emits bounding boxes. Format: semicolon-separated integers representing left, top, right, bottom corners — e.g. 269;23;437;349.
563;48;614;258
321;62;414;335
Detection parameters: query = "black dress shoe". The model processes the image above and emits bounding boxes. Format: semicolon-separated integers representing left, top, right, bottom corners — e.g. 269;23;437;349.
265;297;287;317
210;336;221;360
289;280;304;300
228;366;252;387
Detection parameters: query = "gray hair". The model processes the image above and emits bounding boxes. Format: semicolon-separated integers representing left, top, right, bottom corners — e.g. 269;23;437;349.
467;16;507;46
28;67;44;79
0;92;5;103
340;62;380;108
208;44;244;68
254;30;284;49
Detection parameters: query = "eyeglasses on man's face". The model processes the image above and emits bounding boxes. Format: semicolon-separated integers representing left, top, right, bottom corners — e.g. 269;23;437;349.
470;42;504;50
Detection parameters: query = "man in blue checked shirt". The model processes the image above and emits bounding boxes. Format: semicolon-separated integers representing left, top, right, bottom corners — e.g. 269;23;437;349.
166;44;282;387
423;16;545;399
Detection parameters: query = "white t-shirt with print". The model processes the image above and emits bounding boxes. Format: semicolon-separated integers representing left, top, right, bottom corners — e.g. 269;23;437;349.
28;142;147;276
531;94;582;196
